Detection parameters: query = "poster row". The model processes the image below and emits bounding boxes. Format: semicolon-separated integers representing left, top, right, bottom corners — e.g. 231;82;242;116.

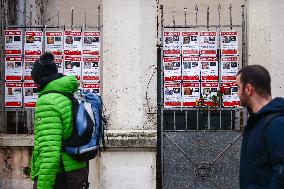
164;56;238;82
5;82;100;108
5;30;100;56
164;82;240;108
5;56;100;82
163;31;238;56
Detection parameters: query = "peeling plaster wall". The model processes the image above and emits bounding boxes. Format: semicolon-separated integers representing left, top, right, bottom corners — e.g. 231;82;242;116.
0;147;33;189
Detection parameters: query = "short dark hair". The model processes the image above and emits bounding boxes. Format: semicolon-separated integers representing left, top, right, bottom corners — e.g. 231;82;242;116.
237;65;271;97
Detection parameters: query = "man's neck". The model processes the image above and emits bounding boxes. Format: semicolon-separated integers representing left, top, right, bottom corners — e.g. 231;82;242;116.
250;95;272;113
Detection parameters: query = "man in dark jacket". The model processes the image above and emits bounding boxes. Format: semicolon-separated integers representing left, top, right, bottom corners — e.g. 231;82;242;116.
237;65;284;188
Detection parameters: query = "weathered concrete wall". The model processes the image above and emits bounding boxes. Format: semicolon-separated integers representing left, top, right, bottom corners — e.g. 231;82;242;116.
0;147;33;189
247;0;284;97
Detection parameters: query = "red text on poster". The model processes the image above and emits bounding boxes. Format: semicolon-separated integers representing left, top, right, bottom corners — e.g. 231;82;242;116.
181;32;199;55
5;56;23;81
82;57;100;82
201;82;219;106
182;82;200;107
45;31;63;55
24;82;38;108
163;57;181;81
200;31;217;56
200;57;218;81
83;31;100;56
64;31;82;55
64;56;81;80
24;31;43;56
182;57;200;81
82;83;100;95
163;32;181;56
221;57;238;81
5;30;22;55
24;57;39;81
164;82;182;108
221;31;238;55
221;82;240;107
5;82;23;107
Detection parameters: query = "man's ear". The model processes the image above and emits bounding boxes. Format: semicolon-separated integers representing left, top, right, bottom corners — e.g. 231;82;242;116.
246;83;254;96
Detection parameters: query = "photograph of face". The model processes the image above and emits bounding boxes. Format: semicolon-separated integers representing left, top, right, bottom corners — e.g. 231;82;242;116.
47;37;54;44
7;62;14;69
25;62;33;69
25;88;33;96
223;62;230;69
203;88;210;96
6;36;13;43
65;61;73;69
66;36;73;44
26;35;34;43
224;88;231;95
223;36;230;43
165;37;173;44
202;62;209;69
203;37;209;43
183;37;190;44
7;87;13;95
84;62;92;69
183;62;191;69
184;88;193;95
165;62;173;70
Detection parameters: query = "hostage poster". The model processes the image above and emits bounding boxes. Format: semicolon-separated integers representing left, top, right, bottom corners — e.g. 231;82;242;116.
82;57;100;82
221;57;238;81
24;57;39;81
82;83;100;95
5;56;23;81
182;57;200;81
24;82;38;108
200;31;217;56
64;31;82;55
5;82;22;107
5;30;22;55
164;82;182;108
163;31;181;56
83;31;100;56
221;31;238;56
201;82;219;106
181;32;199;55
200;57;218;81
64;56;81;80
24;31;43;56
163;57;181;81
221;82;240;107
45;31;64;55
182;82;200;107
54;57;64;74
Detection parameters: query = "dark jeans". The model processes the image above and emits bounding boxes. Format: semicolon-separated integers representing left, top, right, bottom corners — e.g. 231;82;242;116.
33;168;88;189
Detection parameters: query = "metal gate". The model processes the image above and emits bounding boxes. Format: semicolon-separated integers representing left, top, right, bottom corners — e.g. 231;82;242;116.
157;1;248;188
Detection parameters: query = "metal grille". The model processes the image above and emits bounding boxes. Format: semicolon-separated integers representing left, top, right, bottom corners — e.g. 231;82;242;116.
157;1;248;188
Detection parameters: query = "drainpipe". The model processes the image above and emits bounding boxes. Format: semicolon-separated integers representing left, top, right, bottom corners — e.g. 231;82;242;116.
16;0;26;26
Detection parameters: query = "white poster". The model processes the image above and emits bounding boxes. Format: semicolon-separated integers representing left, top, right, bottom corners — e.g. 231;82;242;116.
163;31;181;56
5;82;22;107
182;82;200;107
5;56;23;81
83;31;100;56
45;31;63;56
24;31;43;56
221;82;240;107
5;30;22;55
221;57;238;81
200;57;218;81
200;31;217;56
181;31;199;55
24;82;38;108
54;57;63;74
64;56;81;80
164;82;182;108
163;57;181;81
82;83;100;95
182;57;200;81
24;57;39;81
221;31;238;56
82;57;100;82
64;31;82;55
201;82;219;106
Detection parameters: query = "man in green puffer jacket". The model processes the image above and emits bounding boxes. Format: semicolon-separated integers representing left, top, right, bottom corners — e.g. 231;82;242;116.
31;52;88;189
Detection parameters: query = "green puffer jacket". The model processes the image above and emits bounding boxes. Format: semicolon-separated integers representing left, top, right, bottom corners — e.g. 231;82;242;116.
31;76;86;189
